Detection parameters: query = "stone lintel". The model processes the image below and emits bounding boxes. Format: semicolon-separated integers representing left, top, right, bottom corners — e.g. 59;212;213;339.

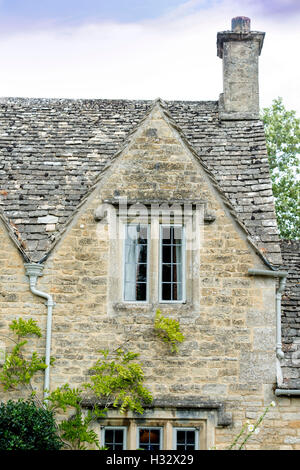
81;396;232;427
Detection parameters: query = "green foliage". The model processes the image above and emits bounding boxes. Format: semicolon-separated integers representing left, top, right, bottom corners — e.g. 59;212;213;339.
46;384;102;450
154;309;185;353
46;383;83;413
45;349;153;449
84;348;153;415
58;409;100;450
261;97;300;239
9;318;42;338
0;318;47;391
1;318;153;450
226;401;276;450
0;399;63;450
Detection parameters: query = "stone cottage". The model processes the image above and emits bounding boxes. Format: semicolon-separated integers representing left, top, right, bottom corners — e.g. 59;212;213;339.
0;17;299;450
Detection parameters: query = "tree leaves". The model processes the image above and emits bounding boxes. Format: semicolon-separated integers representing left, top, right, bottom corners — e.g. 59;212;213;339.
261;97;300;239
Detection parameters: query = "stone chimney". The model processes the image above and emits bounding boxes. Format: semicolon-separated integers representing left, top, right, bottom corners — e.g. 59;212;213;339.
217;17;265;119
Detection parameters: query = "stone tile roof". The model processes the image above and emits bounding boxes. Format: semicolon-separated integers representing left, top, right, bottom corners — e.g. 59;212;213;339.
280;240;300;389
0;97;282;264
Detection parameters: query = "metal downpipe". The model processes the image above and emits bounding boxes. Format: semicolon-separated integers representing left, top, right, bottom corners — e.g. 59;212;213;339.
24;263;54;400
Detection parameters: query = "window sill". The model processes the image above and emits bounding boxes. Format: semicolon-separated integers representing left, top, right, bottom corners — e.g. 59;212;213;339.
113;302;153;313
112;302;194;314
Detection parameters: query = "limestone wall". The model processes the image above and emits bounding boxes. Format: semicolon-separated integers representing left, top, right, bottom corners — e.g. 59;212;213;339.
0;105;299;449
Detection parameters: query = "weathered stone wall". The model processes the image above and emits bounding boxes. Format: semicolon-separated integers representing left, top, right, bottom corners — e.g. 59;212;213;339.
0;105;299;449
0;217;46;397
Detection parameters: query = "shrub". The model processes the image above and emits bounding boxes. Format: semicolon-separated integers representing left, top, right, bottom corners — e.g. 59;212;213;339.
0;399;63;450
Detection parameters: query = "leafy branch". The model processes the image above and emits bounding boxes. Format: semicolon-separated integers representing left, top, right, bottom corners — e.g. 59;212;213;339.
261;97;300;239
226;401;276;450
154;309;185;353
0;318;47;395
0;317;153;450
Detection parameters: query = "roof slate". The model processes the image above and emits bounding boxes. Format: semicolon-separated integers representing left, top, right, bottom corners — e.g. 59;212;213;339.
0;97;281;264
280;240;300;389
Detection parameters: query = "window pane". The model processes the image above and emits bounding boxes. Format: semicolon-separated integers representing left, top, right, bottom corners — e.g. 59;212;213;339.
162;226;171;243
173;282;182;301
162;264;171;283
139;429;150;443
137;244;147;263
176;444;186;450
149;430;160;443
172;263;182;284
177;431;186;444
136;283;147;301
124;225;148;301
115;430;124;442
125;241;137;265
173;226;183;242
105;430;114;442
186;431;195;444
124;282;136;301
162;245;172;262
138;225;148;242
162;283;171;301
137;264;147;282
160;226;184;302
175;429;196;450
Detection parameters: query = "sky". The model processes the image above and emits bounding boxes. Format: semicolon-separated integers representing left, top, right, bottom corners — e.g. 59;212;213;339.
0;0;299;115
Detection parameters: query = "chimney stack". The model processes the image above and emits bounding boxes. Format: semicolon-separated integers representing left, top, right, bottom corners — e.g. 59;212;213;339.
217;17;265;119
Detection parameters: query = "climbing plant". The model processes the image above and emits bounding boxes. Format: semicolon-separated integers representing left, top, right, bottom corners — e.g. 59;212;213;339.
0;318;153;450
0;318;47;394
46;349;153;449
154;309;185;353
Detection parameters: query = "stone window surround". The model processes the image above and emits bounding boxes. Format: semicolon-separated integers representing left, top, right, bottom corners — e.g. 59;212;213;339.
83;398;232;450
173;427;200;451
97;411;210;450
136;426;163;450
101;425;127;450
106;209;202;317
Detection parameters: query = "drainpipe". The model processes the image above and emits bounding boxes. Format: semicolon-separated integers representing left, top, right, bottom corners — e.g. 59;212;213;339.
24;263;55;400
248;269;288;360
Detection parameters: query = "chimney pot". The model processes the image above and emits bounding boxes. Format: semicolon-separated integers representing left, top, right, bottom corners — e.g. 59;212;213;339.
231;16;251;33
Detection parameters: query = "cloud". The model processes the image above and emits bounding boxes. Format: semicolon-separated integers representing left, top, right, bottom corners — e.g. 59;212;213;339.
246;0;300;16
0;0;298;116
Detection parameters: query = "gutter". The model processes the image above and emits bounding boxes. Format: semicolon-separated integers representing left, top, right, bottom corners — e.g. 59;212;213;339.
248;268;287;360
24;263;55;400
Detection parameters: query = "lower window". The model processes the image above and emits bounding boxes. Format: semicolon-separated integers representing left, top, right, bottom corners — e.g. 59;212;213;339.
102;426;127;450
173;427;199;450
100;422;204;450
138;427;162;450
